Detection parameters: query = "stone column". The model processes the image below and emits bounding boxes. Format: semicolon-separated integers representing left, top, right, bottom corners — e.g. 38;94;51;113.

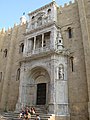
33;36;36;50
50;26;57;50
42;33;44;48
16;63;28;111
48;55;56;114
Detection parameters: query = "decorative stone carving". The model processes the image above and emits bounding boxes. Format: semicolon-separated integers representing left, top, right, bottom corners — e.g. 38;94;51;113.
37;17;42;26
58;64;64;80
56;31;64;50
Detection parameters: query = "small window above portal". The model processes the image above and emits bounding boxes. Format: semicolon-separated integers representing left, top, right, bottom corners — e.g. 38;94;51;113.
32;16;35;20
47;9;51;13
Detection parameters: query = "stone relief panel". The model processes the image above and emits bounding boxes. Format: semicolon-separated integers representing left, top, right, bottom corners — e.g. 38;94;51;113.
55;80;68;104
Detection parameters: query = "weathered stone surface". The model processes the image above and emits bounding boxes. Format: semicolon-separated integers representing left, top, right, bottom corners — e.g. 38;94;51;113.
0;0;90;120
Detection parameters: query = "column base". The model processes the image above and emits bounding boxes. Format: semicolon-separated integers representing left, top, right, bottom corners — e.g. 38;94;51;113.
48;103;55;114
55;115;70;120
88;102;90;119
49;115;70;120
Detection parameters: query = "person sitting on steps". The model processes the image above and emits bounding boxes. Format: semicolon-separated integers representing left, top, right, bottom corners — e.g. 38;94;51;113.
24;108;31;120
35;114;41;120
30;107;36;115
19;108;25;119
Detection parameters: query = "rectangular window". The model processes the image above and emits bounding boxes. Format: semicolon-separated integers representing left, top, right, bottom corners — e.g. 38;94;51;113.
70;57;74;72
67;27;72;39
16;68;20;81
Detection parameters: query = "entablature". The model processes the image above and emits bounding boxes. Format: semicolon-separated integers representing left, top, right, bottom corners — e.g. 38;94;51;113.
25;22;60;36
19;48;69;63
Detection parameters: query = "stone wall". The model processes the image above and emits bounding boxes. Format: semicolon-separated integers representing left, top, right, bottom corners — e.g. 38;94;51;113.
58;1;89;120
0;24;26;111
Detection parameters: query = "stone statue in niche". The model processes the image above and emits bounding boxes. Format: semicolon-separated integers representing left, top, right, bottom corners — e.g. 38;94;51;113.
58;64;64;80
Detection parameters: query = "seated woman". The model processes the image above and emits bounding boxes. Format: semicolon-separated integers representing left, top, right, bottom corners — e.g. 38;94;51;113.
19;108;25;119
30;107;36;115
24;109;31;120
35;114;41;120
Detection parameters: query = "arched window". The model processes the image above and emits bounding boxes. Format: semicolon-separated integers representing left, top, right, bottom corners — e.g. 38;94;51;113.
67;27;72;38
19;43;24;53
58;64;64;80
16;68;20;81
4;49;7;57
47;9;51;14
47;9;51;20
0;72;2;82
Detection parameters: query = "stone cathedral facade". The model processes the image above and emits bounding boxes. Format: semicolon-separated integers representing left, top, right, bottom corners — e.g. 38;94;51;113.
0;0;90;120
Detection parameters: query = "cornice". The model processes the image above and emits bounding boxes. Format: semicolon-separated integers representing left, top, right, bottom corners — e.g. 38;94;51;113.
28;1;58;16
19;48;69;63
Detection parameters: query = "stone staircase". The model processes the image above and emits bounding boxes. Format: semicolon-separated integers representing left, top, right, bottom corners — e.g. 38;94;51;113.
0;106;55;120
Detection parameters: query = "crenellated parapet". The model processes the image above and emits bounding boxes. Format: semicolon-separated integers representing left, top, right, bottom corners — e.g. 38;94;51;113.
59;0;77;9
0;28;6;34
0;27;12;36
0;21;27;37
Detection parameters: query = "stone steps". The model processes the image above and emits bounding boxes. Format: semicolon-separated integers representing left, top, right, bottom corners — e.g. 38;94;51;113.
0;106;53;120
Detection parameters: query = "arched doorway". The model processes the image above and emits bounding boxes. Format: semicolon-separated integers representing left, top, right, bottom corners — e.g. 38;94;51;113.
16;66;50;109
27;66;50;106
